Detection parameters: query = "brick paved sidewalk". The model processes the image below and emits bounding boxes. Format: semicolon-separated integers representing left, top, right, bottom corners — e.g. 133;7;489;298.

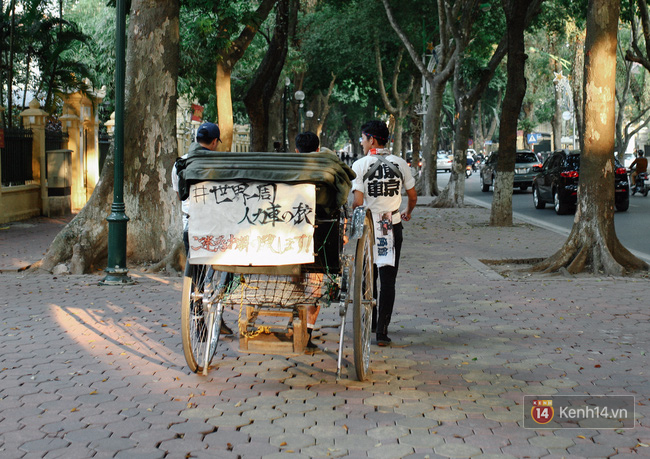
0;205;648;458
0;214;74;272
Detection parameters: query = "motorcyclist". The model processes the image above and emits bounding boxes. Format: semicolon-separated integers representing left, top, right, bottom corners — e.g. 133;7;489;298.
629;150;648;189
466;155;475;175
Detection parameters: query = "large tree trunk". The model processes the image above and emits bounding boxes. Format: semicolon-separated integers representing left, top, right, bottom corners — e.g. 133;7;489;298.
534;0;647;275
216;61;234;151
244;0;296;152
381;0;458;197
431;0;543;209
215;0;277;151
431;89;473;208
34;0;182;274
420;74;446;196
490;0;531;226
313;74;336;138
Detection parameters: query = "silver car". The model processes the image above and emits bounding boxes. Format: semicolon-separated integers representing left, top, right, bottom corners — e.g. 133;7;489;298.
480;150;542;192
436;152;452;172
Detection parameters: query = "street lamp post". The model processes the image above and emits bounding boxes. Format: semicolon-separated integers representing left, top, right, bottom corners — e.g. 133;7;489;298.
100;0;133;285
283;78;290;152
294;90;305;132
305;110;314;131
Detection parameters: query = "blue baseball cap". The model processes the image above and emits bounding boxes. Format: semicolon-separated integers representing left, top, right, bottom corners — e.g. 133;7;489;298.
196;122;221;142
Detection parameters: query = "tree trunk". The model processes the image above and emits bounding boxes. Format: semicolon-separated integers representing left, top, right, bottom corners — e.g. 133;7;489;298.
215;0;277;152
571;29;586;152
490;0;531;227
7;0;16;127
431;0;542;209
318;74;336;138
35;0;182;274
244;0;296;152
550;39;563;150
430;91;472;208
216;61;234;151
533;0;647;275
420;74;445;196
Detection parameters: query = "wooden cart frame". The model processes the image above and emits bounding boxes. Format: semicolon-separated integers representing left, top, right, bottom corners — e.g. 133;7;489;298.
177;152;375;381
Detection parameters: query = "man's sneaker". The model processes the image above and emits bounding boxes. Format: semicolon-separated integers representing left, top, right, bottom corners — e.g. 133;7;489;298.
220;320;234;336
376;334;391;347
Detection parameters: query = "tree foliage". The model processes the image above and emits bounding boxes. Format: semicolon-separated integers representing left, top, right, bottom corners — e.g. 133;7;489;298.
0;0;91;125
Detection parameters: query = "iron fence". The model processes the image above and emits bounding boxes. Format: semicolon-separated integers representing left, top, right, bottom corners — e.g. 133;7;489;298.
99;131;110;173
1;128;34;186
45;129;69;152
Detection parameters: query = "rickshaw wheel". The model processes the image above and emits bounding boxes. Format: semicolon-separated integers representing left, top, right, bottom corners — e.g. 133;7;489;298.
181;261;214;374
353;210;374;381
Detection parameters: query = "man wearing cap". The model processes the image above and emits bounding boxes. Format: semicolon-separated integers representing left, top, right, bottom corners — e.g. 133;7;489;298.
351;120;417;347
171;122;234;336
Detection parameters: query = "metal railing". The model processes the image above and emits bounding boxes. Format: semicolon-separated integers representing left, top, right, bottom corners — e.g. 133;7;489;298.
1;128;34;186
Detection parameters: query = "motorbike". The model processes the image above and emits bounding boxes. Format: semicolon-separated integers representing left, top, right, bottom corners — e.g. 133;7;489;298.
630;170;649;196
465;165;473;178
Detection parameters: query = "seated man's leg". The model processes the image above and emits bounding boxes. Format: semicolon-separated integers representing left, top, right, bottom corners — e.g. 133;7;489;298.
306;273;323;352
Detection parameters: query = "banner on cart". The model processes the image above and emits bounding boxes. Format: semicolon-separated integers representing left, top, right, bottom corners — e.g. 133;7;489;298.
188;181;316;266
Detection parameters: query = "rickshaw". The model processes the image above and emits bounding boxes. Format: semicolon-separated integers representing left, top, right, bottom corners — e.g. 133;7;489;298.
176;151;375;381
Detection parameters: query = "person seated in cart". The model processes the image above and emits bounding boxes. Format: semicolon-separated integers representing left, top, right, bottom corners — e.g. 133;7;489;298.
351;120;417;347
294;131;331;352
171;122;234;336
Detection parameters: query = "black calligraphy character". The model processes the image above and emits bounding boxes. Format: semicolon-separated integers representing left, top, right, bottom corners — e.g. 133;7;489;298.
238;207;259;225
231;183;251;205
377;237;388;247
377;247;389;256
192;185;209;204
367;180;383;198
209;184;234;204
382;163;400;178
252;204;283;226
282;202;313;225
257;184;276;203
368;165;384;180
384;179;401;196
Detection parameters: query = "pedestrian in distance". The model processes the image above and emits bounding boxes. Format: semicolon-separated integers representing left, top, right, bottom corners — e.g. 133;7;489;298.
351;120;417;346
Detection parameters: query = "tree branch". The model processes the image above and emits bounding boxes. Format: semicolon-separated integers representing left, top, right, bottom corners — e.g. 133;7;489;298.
374;37;398;114
223;0;277;65
381;0;429;77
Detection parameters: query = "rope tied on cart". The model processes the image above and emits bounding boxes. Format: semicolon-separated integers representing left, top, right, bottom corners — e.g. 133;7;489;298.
236;278;273;338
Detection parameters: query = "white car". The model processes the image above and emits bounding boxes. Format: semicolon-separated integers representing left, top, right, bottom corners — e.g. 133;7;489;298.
437;152;452;172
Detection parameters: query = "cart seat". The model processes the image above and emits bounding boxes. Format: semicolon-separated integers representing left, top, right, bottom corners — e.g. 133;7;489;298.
177;151;356;215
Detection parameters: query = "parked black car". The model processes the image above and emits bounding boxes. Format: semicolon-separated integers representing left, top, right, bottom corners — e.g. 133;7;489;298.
480;150;542;192
532;149;629;214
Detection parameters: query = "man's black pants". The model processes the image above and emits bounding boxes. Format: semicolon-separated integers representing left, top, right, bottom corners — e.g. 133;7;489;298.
372;222;403;335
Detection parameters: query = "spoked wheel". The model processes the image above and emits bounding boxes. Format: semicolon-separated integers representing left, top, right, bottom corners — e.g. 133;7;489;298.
353;210;374;381
181;262;222;374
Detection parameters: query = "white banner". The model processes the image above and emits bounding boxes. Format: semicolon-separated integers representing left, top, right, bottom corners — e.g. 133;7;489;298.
188;181;315;266
373;212;395;268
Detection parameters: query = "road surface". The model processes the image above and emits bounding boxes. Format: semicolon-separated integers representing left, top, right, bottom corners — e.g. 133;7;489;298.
436;171;650;263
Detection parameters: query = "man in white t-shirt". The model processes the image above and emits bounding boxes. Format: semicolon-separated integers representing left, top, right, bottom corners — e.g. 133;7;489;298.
351;120;417;346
